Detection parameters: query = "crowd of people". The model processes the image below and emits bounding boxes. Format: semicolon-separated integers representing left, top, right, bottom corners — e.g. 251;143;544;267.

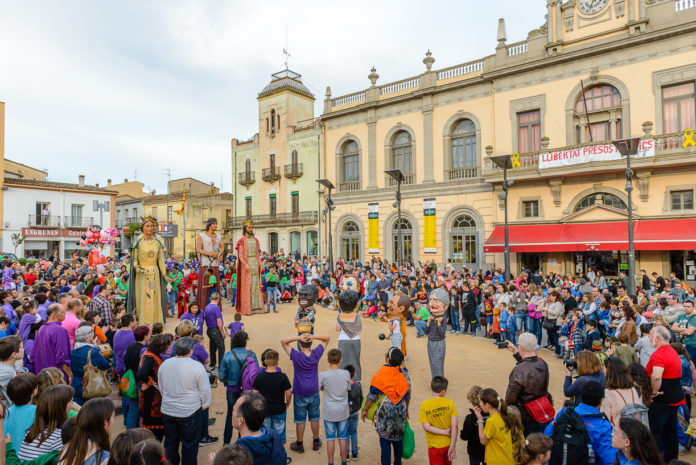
0;250;695;465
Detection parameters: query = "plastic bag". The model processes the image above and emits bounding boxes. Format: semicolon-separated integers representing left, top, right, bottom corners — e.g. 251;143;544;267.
402;421;415;459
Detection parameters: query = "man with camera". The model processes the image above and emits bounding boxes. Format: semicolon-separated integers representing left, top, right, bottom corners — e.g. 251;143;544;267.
504;332;553;436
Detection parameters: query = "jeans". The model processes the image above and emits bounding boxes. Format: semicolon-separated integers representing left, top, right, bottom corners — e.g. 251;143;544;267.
293;393;321;423
686;345;696;366
263;412;287;443
508;328;517;346
463;312;476;334
324;418;349;440
529;318;542;345
121;395;139;429
414;320;427;336
266;287;279;312
649;402;679;462
515;313;527;333
223;389;242;445
168;290;177;316
450;311;460;332
547;326;560;353
347;412;359;455
231;288;236;306
207;327;225;368
379;437;402;465
163;408;203;465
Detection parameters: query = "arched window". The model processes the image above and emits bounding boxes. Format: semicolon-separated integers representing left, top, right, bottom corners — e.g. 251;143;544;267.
341;141;360;190
450;214;478;268
451;119;476;170
392;218;413;263
574;84;622;143
392;131;413;177
574;193;627;212
341;221;361;261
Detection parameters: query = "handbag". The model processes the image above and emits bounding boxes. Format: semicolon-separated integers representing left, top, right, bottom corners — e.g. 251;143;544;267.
82;350;112;399
524;393;556;423
361;393;386;421
543;317;556;330
401;421;415;459
118;369;138;399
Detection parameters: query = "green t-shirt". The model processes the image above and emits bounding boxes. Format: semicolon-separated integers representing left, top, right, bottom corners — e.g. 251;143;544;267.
265;272;278;283
232;273;237;287
168;271;183;288
676;313;696;346
118;281;128;294
416;307;431;320
208;275;217;285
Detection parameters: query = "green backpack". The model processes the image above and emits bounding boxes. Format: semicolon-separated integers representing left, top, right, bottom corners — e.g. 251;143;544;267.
118;369;138;399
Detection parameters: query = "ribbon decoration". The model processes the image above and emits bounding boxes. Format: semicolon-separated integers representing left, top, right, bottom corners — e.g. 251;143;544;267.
684;129;696;148
511;152;521;168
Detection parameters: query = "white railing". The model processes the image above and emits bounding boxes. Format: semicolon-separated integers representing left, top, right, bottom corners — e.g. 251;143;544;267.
380;77;420;95
676;0;696;11
507;41;528;56
332;91;366;107
436;59;486;80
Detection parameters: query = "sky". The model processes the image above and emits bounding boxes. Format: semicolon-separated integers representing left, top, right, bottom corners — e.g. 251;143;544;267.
0;0;548;194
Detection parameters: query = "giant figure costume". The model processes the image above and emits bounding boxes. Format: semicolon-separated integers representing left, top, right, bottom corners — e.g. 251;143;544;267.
235;221;263;315
337;289;362;381
127;217;168;324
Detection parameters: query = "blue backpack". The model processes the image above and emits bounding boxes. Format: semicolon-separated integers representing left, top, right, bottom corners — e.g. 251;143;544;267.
232;350;259;391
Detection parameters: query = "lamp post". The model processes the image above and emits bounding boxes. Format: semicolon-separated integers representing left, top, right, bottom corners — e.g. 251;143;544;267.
385;169;405;266
490;155;513;282
317;179;335;274
612;137;641;293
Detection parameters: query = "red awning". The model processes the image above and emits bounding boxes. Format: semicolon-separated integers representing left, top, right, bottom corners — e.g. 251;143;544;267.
483;219;696;253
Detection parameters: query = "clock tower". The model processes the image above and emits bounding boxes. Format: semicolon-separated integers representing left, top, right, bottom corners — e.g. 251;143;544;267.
546;0;648;54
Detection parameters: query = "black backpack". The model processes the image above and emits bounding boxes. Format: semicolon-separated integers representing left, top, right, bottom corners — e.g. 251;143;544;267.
549;407;604;465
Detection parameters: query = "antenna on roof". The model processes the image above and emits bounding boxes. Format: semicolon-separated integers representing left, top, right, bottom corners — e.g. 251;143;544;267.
283;25;290;70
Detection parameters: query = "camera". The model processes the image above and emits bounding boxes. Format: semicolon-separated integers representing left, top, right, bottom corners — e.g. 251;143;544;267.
497;342;508;350
564;359;577;370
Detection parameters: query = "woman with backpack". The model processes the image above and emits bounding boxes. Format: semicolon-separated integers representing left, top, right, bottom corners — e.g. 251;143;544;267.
219;331;259;446
600;358;643;427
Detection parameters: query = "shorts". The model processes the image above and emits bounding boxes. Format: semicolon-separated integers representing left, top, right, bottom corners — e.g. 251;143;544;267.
324;418;349;441
486;316;493;324
293;393;320;424
428;446;453;465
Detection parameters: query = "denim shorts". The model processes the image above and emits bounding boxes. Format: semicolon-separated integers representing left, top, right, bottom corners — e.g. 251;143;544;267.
324;418;349;440
293;393;320;424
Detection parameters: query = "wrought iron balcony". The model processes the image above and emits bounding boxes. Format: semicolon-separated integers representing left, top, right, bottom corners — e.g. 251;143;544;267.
64;216;95;228
27;215;61;227
226;211;318;228
339;181;361;192
284;163;303;180
238;171;255;186
262;167;281;182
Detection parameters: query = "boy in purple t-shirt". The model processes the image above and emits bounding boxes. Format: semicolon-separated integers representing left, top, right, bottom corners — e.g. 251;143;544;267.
281;333;330;454
226;313;245;351
204;293;225;369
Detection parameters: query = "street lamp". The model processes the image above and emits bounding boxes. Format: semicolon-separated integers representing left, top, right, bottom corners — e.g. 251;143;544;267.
317;179;335;274
612;137;641;293
385;169;405;265
489;155;514;282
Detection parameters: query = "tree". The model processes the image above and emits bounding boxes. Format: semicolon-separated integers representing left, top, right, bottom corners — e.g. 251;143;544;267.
11;233;25;255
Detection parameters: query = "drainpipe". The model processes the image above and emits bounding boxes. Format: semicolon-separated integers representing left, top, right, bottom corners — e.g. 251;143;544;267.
317;128;322;260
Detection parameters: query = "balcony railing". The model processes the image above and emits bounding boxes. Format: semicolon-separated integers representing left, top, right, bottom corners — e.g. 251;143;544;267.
226;211;318;228
386;174;415;187
261;167;281;182
27;215;61;227
284;163;303;180
339;181;361;192
65;216;94;228
447;167;479;180
238;171;255;186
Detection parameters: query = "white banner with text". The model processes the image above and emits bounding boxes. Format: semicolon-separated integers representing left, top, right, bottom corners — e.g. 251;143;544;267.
538;139;655;170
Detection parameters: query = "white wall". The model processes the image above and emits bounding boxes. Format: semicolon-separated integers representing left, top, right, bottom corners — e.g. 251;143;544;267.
2;185;113;258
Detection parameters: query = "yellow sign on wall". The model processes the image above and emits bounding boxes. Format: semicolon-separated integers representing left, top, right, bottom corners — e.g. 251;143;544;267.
424;198;436;253
368;203;379;254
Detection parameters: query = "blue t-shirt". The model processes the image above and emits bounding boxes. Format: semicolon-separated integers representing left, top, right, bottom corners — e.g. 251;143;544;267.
4;404;37;454
204;304;223;329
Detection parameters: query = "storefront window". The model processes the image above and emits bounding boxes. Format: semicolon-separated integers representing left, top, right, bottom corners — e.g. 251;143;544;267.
575;251;627;277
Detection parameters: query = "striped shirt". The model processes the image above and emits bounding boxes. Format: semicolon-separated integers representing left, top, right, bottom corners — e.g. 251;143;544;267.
88;295;113;326
17;428;62;460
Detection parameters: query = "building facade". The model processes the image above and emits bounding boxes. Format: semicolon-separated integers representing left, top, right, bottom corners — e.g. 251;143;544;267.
2;175;117;260
231;69;321;257
321;0;696;284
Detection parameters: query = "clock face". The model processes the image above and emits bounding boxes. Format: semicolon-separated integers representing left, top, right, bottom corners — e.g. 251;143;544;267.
578;0;609;15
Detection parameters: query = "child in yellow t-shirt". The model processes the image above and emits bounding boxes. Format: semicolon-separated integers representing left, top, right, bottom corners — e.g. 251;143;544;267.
418;376;458;465
473;387;515;465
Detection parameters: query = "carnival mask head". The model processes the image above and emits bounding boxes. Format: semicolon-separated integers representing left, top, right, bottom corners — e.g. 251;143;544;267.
242;221;254;237
205;218;218;232
340;274;359;292
338;290;359;313
298;284;317;309
429;288;450;316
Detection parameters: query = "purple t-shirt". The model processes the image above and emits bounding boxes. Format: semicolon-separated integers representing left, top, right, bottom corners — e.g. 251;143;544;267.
163;341;208;365
181;312;205;336
31;321;70;375
290;344;325;397
204;304;223;329
2;303;17;324
228;322;244;337
113;329;136;376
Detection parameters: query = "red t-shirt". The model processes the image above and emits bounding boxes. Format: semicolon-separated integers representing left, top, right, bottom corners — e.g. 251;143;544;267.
646;344;686;406
25;273;37;287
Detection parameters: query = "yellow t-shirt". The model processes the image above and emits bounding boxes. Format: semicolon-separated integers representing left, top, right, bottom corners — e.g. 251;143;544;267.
483;412;514;465
418;397;457;449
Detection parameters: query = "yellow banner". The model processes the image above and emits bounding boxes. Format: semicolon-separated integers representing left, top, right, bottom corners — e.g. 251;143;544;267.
424;198;436;253
368;203;379;254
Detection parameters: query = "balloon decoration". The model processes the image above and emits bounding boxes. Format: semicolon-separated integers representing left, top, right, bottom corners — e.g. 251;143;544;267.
80;225;120;249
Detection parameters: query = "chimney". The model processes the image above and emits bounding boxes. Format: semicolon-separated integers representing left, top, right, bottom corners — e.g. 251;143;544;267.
78;175;85;187
124;178;128;182
95;183;100;188
107;179;112;187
